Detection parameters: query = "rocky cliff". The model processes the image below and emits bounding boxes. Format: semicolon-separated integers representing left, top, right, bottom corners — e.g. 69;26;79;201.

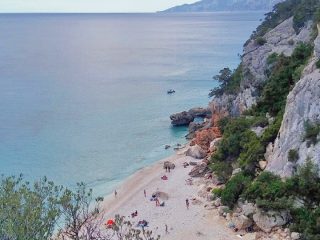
210;17;313;122
266;27;320;177
210;16;319;177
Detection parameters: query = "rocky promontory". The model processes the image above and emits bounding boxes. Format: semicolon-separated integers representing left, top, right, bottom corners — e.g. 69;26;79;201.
170;107;211;126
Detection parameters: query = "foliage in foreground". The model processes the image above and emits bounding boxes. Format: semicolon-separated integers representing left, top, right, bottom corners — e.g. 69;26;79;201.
216;160;320;239
0;175;160;240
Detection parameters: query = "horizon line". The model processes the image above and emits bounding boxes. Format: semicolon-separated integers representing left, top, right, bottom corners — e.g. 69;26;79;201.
0;10;267;14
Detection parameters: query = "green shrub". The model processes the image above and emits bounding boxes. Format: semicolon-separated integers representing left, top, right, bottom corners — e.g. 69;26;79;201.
238;130;265;174
211;117;252;163
0;176;64;239
212;188;223;197
209;65;242;97
254;43;313;117
220;173;252;208
210;162;233;183
252;0;320;38
267;53;279;65
255;37;267;46
290;207;320;240
288;160;320;239
217;117;231;134
288;149;299;163
244;171;291;211
316;59;320;69
252;116;269;128
289;159;320;208
304;121;320;146
261;112;283;145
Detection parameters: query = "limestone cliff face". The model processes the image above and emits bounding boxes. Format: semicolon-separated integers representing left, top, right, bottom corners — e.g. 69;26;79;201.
210;17;312;124
266;33;320;177
210;17;320;177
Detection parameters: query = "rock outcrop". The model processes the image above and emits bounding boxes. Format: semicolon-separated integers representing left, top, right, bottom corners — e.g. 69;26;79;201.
191;127;221;151
186;145;207;159
266;33;320;177
210;17;313;123
189;163;209;177
253;210;290;232
170;107;211;126
170;111;194;126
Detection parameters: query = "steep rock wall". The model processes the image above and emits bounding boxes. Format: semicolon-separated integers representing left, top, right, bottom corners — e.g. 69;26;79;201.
210;17;312;124
266;46;320;177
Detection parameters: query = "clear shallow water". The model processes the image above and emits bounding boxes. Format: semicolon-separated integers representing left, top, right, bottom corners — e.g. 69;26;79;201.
0;12;263;196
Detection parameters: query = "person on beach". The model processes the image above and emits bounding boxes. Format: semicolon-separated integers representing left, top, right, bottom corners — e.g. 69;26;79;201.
144;189;146;198
186;198;189;209
155;198;160;207
165;224;169;234
114;190;117;198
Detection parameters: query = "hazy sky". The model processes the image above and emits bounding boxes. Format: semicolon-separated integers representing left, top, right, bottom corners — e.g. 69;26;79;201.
0;0;198;13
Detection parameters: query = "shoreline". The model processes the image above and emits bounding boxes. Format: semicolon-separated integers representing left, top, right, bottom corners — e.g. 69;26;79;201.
102;146;246;240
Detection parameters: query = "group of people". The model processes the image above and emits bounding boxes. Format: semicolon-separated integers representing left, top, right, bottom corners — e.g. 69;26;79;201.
111;161;191;237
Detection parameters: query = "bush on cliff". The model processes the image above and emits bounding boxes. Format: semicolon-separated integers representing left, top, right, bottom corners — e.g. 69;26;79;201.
212;117;251;163
220;172;252;208
244;171;292;211
304;120;320;146
316;59;320;69
238;130;265;174
242;160;320;239
252;0;320;39
209;64;242;97
253;43;313;117
210;162;233;183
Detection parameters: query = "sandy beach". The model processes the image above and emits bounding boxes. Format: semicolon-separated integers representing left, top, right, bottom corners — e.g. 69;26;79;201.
102;147;243;240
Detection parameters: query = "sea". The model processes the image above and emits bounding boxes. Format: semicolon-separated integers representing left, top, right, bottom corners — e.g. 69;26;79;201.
0;12;264;196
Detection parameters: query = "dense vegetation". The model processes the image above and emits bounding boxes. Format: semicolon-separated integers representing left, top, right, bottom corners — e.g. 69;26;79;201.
214;160;320;239
0;176;159;240
210;12;318;236
252;0;320;39
210;43;313;182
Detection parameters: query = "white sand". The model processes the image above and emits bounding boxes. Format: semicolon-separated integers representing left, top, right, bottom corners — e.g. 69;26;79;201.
102;149;240;240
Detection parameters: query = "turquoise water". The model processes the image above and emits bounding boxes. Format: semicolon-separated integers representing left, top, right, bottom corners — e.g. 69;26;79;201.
0;12;263;196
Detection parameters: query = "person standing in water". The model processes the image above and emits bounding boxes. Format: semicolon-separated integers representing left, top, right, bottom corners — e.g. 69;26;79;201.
114;190;117;198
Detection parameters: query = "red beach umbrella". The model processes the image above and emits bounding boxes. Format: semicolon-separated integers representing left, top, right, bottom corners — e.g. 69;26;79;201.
106;219;115;226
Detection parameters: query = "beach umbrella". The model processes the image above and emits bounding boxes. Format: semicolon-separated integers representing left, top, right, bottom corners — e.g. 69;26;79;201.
154;191;169;200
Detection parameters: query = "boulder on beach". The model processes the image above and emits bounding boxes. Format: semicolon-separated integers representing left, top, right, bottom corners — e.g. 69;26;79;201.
186;145;207;159
189;163;209;177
